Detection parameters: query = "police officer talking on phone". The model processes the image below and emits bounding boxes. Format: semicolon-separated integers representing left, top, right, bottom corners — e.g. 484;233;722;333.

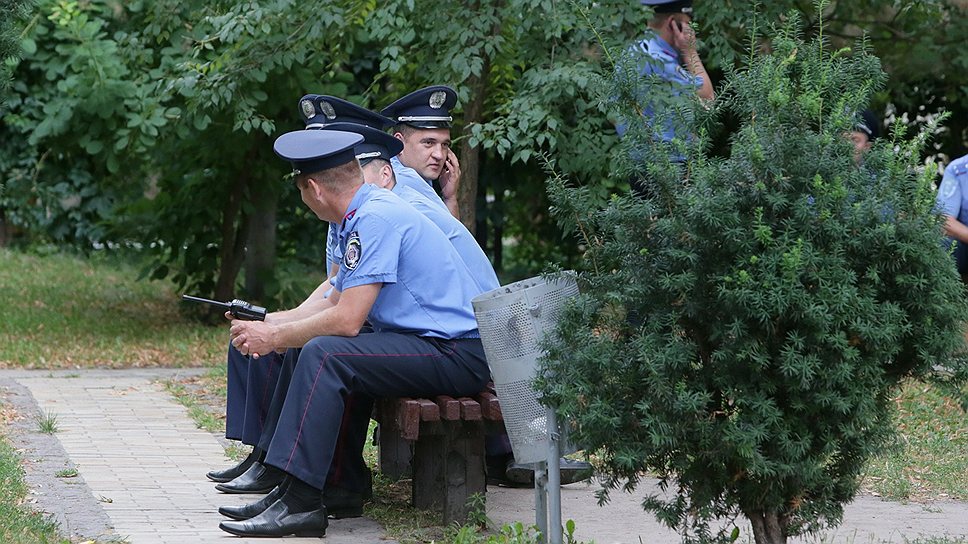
636;0;714;105
618;0;714;197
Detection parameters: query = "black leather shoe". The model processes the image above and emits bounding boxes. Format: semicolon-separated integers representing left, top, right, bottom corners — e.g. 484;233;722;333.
215;462;285;494
219;499;328;537
219;483;286;521
207;449;259;483
492;458;594;487
323;486;365;519
323;466;372;518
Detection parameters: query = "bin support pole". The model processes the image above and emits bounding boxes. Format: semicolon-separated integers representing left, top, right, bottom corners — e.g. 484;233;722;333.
546;407;562;544
535;462;548;541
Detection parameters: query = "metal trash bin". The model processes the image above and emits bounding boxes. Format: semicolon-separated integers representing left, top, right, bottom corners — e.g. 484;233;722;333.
471;273;579;464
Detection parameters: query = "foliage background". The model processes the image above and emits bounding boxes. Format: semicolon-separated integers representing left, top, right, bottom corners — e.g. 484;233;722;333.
1;1;967;308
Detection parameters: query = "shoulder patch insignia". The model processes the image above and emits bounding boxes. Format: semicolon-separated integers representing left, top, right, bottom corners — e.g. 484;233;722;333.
941;177;958;199
343;231;362;270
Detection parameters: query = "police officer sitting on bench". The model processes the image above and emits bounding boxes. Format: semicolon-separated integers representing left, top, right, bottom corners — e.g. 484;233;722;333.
218;129;492;538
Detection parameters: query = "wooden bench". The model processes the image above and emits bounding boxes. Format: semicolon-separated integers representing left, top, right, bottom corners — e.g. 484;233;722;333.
374;386;506;523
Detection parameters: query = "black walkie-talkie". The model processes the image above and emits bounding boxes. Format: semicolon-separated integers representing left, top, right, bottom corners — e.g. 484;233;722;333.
181;295;267;321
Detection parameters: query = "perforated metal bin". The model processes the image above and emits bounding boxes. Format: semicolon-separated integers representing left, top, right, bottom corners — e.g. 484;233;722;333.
471;273;579;464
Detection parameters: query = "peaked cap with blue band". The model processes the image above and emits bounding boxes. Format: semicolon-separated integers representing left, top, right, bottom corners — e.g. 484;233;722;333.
641;0;693;14
273;130;364;176
380;85;458;129
320;122;404;166
298;95;393;130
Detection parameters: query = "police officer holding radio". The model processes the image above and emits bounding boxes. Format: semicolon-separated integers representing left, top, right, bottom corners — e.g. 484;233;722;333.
217;129;491;537
381;85;463;219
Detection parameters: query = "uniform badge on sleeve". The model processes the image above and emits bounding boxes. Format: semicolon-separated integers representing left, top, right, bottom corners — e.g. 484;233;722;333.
942;177;958;199
343;231;362;270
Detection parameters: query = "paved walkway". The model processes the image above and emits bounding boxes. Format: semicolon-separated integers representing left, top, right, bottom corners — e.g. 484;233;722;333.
1;368;966;543
0;369;387;543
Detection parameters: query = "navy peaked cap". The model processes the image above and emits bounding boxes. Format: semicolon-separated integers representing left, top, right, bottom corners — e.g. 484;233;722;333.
855;109;880;141
297;95;393;130
321;122;404;165
380;85;458;129
641;0;693;14
273;130;363;176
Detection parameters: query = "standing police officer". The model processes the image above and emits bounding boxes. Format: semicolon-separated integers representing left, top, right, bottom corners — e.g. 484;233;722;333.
218;129;492;537
381;85;463;219
617;0;714;196
936;153;968;279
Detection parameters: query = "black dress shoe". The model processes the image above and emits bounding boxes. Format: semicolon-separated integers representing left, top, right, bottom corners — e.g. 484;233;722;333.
219;484;286;521
216;462;285;494
323;466;372;518
219;499;328;537
207;449;259;483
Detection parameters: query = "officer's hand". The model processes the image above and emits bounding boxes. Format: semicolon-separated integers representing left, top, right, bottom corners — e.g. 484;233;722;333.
229;320;276;359
670;19;697;54
439;149;461;202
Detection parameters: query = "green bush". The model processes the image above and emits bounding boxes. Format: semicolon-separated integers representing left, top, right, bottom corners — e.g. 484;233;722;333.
541;9;968;544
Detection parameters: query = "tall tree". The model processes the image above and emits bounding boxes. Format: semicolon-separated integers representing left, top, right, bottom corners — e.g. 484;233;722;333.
541;10;968;544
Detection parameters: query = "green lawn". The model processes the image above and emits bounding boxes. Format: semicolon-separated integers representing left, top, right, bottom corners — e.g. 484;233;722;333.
0;409;70;544
0;248;225;368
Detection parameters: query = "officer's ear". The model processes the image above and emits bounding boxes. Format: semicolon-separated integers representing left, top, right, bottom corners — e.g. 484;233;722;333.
392;132;405;143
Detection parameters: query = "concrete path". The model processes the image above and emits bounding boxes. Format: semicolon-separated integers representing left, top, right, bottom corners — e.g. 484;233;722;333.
1;368;966;543
0;369;387;543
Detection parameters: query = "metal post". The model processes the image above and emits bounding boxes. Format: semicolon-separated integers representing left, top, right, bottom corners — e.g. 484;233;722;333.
534;461;548;542
547;407;562;544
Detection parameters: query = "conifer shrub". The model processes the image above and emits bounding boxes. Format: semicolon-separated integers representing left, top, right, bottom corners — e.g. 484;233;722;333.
539;11;968;544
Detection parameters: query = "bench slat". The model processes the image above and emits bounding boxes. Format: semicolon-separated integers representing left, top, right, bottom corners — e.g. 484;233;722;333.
476;391;503;420
396;398;421;441
416;398;440;422
458;397;482;420
434;395;461;420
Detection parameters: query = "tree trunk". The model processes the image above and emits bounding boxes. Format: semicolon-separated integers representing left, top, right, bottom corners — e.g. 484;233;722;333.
745;509;788;544
214;166;251;302
458;51;493;237
0;208;9;247
244;172;278;303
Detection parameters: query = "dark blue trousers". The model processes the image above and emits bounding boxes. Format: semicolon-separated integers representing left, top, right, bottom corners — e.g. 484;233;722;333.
224;343;284;445
257;347;373;493
264;333;490;491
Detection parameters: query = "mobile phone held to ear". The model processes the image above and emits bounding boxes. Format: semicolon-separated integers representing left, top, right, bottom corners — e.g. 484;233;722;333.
674;20;684;33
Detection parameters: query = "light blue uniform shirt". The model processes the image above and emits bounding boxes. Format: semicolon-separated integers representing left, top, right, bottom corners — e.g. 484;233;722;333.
937;154;968;224
616;33;703;144
392;183;500;293
936;154;968;269
332;183;483;339
325;222;340;270
390;155;448;211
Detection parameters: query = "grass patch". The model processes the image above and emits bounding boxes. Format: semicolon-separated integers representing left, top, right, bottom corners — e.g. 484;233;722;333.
55;468;78;478
165;364;229;434
0;407;69;543
36;410;59;434
862;380;968;501
0;248;225;369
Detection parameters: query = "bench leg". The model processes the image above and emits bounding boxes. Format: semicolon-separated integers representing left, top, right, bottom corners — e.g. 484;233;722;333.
412;424;486;524
378;426;413;479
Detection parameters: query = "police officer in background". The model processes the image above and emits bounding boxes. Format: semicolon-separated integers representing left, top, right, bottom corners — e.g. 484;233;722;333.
850;109;880;165
381;85;463;219
618;0;714;196
218;129;492;537
936;153;968;279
